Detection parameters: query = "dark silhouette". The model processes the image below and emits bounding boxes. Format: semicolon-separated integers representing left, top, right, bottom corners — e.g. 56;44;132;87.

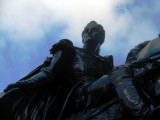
67;37;160;120
0;21;113;120
1;21;160;120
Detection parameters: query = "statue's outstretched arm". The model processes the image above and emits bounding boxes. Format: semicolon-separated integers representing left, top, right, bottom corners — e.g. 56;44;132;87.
4;50;62;92
4;39;76;92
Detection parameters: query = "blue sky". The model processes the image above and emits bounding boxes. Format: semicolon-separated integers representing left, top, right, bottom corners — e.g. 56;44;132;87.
0;0;160;92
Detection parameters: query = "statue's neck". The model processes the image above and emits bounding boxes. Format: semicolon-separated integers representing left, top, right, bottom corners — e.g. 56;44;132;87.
83;44;100;55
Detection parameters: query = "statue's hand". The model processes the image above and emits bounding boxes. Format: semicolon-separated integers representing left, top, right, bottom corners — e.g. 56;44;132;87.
4;83;19;92
50;39;74;54
56;39;73;48
109;65;133;86
43;57;52;66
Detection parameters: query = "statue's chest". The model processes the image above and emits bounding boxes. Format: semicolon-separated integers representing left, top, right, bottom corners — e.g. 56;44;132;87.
80;52;105;78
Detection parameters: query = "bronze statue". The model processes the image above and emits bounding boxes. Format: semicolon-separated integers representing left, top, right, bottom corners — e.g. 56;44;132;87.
67;37;160;120
112;37;160;120
0;21;113;120
1;21;160;120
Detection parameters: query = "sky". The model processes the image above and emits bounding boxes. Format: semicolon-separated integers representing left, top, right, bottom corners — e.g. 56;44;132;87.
0;0;160;92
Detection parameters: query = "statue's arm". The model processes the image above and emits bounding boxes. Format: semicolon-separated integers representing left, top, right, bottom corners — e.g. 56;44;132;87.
74;75;116;109
4;39;76;92
4;50;62;92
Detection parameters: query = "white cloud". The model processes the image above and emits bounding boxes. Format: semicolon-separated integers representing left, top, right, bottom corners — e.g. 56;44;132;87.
0;0;132;42
1;0;160;62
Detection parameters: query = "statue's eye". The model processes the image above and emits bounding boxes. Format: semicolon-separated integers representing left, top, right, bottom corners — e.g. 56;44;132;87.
92;28;99;32
85;29;89;33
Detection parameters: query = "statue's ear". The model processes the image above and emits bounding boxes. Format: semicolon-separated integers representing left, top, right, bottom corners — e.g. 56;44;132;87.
50;39;74;55
82;38;84;44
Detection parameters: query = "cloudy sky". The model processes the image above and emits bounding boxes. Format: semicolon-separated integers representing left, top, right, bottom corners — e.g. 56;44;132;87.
0;0;160;92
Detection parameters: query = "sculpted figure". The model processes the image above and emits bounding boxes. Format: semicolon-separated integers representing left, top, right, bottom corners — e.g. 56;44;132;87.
0;21;113;120
110;37;160;120
2;20;160;120
67;37;160;120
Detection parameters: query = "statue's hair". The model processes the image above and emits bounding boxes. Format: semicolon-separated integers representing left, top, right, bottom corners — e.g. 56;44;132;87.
125;41;150;64
82;21;105;45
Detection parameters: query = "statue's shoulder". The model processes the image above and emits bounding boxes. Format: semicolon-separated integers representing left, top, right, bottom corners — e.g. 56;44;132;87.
102;55;114;73
103;55;113;63
103;54;113;65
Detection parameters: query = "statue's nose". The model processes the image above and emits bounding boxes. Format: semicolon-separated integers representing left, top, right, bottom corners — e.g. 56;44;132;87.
88;29;93;35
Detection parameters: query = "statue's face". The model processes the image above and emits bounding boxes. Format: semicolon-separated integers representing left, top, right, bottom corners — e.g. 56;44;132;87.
82;26;104;46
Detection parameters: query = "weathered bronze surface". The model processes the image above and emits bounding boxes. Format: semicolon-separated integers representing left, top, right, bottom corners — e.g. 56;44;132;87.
1;21;160;120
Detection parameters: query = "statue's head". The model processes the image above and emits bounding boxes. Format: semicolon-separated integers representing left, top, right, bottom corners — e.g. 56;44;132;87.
82;21;105;46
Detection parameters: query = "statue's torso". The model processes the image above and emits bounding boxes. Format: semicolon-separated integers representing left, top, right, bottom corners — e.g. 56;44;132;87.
72;48;113;83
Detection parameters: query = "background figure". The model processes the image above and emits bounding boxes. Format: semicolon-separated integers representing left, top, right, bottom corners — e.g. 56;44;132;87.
110;37;160;120
68;37;160;120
